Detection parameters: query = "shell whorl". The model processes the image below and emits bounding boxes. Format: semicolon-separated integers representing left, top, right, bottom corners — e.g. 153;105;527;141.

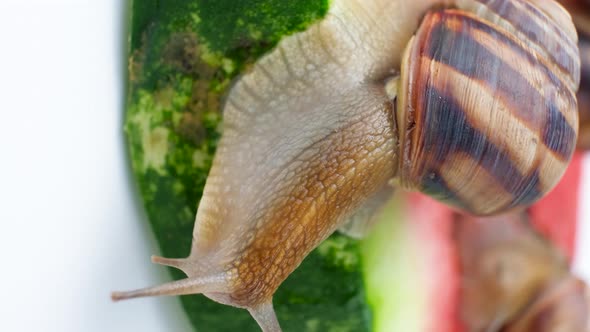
397;1;580;215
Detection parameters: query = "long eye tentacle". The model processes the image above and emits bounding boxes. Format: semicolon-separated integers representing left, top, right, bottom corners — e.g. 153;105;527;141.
111;272;230;301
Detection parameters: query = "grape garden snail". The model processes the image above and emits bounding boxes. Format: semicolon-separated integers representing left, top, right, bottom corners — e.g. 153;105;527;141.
112;0;581;331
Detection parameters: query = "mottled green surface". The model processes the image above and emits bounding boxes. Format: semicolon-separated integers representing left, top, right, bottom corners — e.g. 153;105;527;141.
125;0;373;331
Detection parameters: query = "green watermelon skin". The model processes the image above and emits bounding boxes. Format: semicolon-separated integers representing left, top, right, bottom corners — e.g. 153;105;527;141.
125;1;376;331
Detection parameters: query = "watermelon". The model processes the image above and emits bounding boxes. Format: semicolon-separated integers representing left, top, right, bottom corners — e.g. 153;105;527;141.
123;0;588;331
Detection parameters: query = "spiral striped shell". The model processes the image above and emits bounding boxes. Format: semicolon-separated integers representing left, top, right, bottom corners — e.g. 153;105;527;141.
396;1;580;215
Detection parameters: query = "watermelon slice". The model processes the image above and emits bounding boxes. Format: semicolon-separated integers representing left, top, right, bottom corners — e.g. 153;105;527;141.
122;0;588;331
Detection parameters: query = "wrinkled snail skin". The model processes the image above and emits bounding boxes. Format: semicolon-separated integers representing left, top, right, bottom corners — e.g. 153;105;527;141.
112;0;580;331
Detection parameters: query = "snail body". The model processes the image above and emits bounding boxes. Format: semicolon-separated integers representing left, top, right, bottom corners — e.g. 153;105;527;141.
113;0;580;331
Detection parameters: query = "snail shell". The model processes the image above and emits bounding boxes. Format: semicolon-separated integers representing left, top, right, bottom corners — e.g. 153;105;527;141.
112;0;580;331
396;4;580;215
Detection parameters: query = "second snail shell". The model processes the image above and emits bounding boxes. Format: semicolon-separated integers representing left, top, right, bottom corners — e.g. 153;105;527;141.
113;1;581;331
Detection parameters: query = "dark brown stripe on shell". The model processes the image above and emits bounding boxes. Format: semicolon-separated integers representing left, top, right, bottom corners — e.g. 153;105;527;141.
417;84;543;208
475;0;580;85
425;11;577;160
543;104;577;160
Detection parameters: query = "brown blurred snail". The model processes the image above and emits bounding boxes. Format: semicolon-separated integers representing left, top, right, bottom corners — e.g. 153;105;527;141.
455;212;589;331
112;0;581;331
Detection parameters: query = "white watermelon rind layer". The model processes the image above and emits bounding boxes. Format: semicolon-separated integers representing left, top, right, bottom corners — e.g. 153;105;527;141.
362;199;458;332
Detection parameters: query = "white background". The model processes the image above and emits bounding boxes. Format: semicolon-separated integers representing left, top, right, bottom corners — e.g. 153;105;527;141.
0;1;588;332
0;1;192;331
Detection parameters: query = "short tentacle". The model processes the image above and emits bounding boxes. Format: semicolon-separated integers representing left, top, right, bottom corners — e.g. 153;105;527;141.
151;255;188;270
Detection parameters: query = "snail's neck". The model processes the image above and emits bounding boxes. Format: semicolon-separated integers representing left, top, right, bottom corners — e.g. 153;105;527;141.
219;82;400;306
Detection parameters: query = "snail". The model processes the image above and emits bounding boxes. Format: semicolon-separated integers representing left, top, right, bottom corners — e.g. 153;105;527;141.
112;0;580;331
454;212;589;331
